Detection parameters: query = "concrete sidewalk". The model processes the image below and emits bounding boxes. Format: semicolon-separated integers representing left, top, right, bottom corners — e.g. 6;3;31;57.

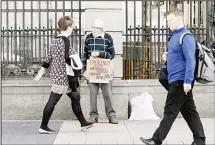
2;118;214;144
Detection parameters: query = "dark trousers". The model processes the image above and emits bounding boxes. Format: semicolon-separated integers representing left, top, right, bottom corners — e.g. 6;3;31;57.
41;76;88;128
152;81;206;144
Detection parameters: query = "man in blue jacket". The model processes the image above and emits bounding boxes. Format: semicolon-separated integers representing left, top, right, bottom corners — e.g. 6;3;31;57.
140;9;206;145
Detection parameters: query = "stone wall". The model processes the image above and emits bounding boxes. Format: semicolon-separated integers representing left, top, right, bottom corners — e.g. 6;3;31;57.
2;78;214;120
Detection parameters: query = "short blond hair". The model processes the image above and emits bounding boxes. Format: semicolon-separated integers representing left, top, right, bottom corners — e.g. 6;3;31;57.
58;16;74;32
166;8;184;18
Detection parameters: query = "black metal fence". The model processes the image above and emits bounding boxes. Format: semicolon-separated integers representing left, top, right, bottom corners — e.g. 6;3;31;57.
1;27;84;77
1;0;215;79
1;27;83;62
1;0;84;77
122;0;215;79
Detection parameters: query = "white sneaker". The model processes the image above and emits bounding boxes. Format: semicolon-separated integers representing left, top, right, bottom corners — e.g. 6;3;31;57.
39;127;57;134
81;124;94;131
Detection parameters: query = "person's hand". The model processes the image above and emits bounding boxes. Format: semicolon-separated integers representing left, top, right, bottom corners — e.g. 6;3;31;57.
33;75;41;82
184;84;191;95
83;71;89;79
33;67;46;82
162;52;168;61
91;51;99;57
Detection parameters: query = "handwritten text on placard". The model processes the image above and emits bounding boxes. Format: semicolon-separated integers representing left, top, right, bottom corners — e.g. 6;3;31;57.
87;59;113;83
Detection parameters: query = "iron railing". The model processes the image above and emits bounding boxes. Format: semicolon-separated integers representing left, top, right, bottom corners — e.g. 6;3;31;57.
1;27;84;77
1;0;215;79
1;0;84;77
122;0;215;79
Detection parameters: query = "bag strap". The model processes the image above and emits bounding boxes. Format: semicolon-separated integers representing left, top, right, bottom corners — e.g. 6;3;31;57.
179;31;192;47
59;36;71;65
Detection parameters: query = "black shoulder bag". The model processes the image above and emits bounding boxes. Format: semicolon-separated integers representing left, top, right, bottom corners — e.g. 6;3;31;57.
158;62;168;91
158;33;172;91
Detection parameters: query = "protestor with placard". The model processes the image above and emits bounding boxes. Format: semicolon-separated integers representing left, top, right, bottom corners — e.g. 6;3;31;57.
82;19;118;124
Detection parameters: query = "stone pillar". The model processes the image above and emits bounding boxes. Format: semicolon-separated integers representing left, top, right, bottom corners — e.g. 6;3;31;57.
84;1;123;79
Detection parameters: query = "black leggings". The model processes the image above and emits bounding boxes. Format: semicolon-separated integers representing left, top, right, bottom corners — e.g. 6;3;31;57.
67;75;79;92
41;76;88;128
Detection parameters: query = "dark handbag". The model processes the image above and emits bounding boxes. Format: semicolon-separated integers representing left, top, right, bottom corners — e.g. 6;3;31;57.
159;63;169;91
159;33;172;91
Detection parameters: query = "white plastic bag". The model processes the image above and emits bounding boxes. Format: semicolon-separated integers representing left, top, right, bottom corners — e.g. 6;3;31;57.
128;92;160;120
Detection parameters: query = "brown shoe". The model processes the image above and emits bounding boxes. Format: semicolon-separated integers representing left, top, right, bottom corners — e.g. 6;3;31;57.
109;117;118;124
88;117;98;123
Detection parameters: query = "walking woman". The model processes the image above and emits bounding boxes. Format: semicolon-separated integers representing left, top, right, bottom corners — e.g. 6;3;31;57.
33;16;93;134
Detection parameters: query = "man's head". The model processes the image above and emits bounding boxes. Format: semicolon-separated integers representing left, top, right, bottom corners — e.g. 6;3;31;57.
91;19;104;35
58;16;74;33
166;9;184;31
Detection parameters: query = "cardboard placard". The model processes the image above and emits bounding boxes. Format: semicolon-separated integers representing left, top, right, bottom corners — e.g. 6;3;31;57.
86;58;113;83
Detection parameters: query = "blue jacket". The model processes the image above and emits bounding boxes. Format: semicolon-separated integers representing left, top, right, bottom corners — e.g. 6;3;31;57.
167;27;196;84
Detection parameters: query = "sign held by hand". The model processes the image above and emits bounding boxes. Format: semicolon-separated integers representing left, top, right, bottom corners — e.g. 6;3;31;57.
86;58;113;83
